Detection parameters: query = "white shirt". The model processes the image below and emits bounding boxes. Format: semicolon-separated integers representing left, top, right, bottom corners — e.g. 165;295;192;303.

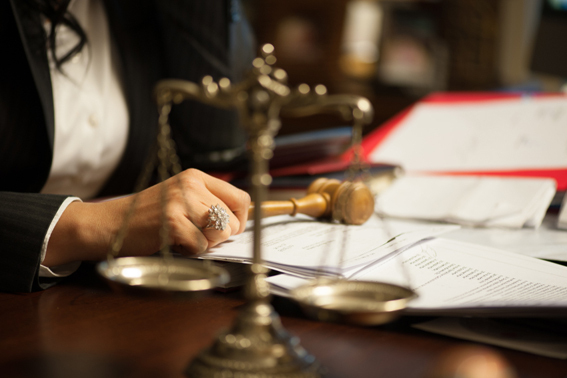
39;0;129;277
41;0;129;199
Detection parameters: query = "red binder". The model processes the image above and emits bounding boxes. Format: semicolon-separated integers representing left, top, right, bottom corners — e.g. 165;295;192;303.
351;92;567;191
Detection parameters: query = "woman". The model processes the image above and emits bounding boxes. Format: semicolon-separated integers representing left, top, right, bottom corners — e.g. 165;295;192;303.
0;0;255;292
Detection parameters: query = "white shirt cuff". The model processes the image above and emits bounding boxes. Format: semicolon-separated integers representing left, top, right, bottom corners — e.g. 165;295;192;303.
39;196;83;278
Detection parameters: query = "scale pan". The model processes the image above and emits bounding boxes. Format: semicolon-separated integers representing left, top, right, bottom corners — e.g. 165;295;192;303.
97;256;229;296
291;279;416;325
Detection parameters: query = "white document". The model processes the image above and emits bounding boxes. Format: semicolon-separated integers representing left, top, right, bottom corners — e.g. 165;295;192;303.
369;97;567;171
443;214;567;262
413;317;567;359
268;238;567;316
374;174;556;228
204;214;458;278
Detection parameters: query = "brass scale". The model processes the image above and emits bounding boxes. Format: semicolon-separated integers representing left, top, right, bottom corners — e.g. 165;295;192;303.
97;44;415;378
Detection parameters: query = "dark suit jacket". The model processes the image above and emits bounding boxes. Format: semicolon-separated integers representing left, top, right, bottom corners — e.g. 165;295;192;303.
0;0;254;292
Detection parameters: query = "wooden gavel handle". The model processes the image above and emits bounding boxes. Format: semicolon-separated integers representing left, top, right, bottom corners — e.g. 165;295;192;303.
247;178;375;225
248;192;332;220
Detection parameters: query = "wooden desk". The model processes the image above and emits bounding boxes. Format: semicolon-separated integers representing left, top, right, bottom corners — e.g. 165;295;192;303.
1;264;566;378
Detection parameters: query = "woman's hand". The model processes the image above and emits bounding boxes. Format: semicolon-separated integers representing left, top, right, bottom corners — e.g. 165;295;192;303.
42;169;250;267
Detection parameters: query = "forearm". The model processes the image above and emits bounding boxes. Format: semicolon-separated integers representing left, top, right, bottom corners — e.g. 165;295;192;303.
43;199;128;267
44;169;251;267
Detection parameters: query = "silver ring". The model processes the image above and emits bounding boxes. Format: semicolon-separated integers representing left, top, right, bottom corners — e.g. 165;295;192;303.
205;204;229;231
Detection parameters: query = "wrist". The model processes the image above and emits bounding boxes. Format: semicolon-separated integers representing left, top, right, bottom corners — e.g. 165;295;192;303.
43;200;123;266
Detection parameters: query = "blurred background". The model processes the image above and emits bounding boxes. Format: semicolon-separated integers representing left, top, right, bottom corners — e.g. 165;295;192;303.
241;0;567;135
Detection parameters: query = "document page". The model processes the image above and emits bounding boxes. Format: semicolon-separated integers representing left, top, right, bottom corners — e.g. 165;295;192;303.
443;214;567;262
355;238;567;315
375;174;556;228
268;237;567;316
369;97;567;171
204;214;458;277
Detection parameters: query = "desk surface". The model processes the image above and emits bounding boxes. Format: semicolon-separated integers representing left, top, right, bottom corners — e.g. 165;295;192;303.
1;264;566;378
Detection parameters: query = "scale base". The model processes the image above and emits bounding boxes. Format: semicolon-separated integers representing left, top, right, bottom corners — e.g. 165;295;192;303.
186;301;324;378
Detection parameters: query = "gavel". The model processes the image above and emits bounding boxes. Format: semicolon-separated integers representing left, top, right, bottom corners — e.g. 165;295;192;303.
248;178;375;225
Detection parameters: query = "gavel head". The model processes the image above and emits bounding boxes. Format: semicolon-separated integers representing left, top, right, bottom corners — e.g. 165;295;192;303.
307;178;375;225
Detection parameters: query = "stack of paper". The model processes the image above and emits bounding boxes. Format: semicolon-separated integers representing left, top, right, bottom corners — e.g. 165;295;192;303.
267;237;567;316
442;213;567;261
203;214;459;278
374;174;556;228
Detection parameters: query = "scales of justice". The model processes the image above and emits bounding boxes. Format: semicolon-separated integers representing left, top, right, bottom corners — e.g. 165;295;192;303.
97;44;415;377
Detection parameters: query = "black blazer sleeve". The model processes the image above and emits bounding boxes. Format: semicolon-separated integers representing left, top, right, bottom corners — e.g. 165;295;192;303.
0;193;71;292
0;1;67;292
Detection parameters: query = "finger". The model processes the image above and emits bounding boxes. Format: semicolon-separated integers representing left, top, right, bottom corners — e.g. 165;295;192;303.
169;199;232;253
169;212;209;255
175;186;237;241
196;170;251;234
198;201;237;243
176;169;244;236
